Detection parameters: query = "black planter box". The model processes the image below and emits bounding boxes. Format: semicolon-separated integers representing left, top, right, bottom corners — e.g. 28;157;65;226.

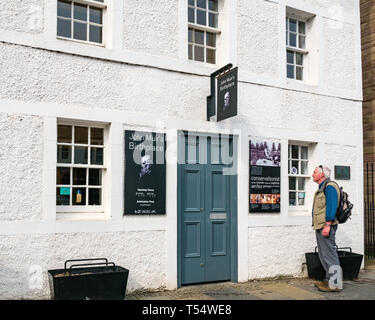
48;258;129;300
305;247;363;281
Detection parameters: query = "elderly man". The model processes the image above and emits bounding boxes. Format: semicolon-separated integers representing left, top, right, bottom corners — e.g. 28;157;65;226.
311;165;343;292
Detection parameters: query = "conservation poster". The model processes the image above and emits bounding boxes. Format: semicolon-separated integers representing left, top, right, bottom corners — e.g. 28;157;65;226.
124;130;166;215
249;139;281;213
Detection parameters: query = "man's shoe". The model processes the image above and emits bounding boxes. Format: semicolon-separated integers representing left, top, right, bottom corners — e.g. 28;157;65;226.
316;282;342;292
314;280;328;288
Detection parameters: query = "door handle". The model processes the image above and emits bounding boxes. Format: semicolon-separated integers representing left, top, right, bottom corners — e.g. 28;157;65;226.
200;263;205;267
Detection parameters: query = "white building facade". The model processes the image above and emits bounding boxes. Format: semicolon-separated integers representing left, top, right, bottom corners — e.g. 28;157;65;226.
0;0;363;299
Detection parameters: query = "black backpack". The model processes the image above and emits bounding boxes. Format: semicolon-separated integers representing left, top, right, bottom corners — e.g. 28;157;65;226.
323;180;353;224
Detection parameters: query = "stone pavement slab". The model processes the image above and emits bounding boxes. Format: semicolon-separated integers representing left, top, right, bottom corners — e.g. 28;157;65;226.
126;266;375;300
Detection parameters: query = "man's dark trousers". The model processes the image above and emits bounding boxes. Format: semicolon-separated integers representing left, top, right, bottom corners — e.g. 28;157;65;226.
315;225;343;288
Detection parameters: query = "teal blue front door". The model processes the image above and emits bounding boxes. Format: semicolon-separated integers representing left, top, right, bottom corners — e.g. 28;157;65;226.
178;132;237;285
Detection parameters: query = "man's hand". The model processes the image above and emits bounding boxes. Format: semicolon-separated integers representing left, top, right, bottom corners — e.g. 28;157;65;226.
322;224;331;237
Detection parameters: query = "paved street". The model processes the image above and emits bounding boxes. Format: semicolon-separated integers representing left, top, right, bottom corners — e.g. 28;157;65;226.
126;263;375;300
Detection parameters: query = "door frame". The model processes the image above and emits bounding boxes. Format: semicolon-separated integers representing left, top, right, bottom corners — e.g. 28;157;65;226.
177;131;238;287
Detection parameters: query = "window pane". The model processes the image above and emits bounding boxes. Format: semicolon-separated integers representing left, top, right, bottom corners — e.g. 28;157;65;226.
74;22;87;41
197;9;206;26
90;128;104;145
58;125;72;143
287;50;294;64
89;169;102;186
286;31;288;45
296;53;303;66
74;3;87;21
289;33;297;47
206;32;215;47
209;0;218;11
89;25;102;43
72;188;86;205
298;177;305;190
298;193;305;205
188;44;193;59
188;28;193;42
209;12;217;28
57;18;71;38
291;160;299;174
188;7;194;23
194;45;204;62
289;177;296;190
57;167;70;185
206;48;215;64
289;19;297;32
74;146;88;164
299;35;306;49
291;145;299;159
296;66;303;80
89;7;102;24
91;147;103;165
289;192;296;206
301;146;308;159
56;187;70;205
197;0;206;9
286;17;288;31
74;126;88;144
287;64;294;79
58;0;71;18
89;188;101;205
188;0;194;6
57;145;72;163
298;21;306;34
194;29;204;45
73;168;87;185
301;160;307;174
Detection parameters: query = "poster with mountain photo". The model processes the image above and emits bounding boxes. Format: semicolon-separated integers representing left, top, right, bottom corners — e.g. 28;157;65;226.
249;139;281;213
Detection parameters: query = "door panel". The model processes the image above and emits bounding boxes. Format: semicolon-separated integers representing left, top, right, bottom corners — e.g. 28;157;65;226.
180;133;234;285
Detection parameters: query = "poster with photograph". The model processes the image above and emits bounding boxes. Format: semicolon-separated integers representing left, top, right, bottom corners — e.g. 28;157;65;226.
124;130;166;215
249;139;281;213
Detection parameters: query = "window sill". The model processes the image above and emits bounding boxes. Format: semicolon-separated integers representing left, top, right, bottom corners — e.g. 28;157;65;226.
57;36;105;48
288;209;311;217
56;212;110;221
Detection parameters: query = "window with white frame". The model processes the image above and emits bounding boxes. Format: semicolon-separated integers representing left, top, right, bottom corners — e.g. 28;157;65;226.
286;17;307;81
188;0;219;64
288;144;309;207
56;124;105;210
57;0;106;45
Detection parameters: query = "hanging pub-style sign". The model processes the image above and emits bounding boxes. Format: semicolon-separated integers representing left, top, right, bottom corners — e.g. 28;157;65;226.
207;64;238;122
124;130;166;215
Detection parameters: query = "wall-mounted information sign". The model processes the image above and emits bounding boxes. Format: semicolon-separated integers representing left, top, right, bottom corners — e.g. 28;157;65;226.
124;130;166;215
334;165;350;180
249;139;281;213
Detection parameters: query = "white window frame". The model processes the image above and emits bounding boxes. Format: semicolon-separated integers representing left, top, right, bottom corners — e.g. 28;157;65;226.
188;0;221;64
286;16;308;81
56;121;108;214
56;0;107;47
288;143;309;210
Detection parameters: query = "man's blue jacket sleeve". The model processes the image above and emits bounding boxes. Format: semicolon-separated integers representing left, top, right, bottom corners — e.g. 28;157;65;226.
325;185;338;221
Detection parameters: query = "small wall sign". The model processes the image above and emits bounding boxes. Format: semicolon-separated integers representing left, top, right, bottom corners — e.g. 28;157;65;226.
334;165;350;180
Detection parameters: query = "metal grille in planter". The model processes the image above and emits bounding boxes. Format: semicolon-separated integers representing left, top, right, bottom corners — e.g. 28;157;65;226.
305;247;363;281
48;258;129;300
